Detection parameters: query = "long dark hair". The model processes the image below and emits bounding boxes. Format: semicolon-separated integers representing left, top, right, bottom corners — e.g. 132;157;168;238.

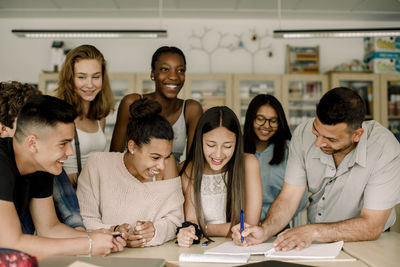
243;94;291;165
179;106;245;239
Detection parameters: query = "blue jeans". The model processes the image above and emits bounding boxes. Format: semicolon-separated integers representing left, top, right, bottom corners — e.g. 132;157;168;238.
20;169;84;234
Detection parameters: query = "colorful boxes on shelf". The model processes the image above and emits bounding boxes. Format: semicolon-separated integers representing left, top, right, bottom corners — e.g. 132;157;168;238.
286;45;320;74
364;37;400;73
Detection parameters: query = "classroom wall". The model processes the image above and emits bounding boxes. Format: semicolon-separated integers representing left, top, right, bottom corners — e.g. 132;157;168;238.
0;17;399;84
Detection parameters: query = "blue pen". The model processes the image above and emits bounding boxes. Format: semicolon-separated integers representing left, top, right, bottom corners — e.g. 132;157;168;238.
240;209;244;243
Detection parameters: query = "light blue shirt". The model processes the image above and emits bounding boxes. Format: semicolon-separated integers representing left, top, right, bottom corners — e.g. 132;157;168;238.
255;141;308;222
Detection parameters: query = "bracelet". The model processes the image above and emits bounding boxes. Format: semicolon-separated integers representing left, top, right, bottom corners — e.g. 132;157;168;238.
86;233;92;257
113;225;119;232
205;224;208;235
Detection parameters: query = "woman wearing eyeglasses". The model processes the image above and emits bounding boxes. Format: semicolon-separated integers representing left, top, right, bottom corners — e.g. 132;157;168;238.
243;94;307;229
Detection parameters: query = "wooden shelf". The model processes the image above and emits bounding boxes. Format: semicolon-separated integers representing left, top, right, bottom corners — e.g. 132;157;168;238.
388;115;400;119
288;97;320;101
288;106;317;111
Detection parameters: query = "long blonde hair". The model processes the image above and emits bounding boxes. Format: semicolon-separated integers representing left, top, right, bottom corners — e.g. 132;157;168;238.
56;44;114;120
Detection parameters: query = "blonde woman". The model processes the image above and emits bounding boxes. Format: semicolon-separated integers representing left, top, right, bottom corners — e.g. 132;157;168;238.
56;44;114;187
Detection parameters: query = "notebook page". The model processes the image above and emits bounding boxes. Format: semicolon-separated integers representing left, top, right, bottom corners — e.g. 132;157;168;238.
205;240;344;259
179;253;250;263
267;241;344;259
205;241;273;255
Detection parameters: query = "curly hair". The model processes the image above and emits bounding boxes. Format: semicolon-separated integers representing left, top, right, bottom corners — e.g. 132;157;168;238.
56;44;114;120
0;81;41;128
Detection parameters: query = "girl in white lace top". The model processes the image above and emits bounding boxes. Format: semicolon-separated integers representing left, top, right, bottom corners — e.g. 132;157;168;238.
176;106;262;247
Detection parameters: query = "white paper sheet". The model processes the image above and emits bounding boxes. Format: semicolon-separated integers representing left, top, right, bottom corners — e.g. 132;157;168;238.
179;253;250;263
205;241;344;259
68;261;101;267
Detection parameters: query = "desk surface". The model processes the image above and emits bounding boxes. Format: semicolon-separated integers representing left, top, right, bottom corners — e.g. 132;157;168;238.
343;232;400;267
39;233;400;267
110;237;366;267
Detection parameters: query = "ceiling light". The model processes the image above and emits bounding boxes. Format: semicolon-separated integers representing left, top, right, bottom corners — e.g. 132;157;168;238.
273;28;400;39
12;29;167;39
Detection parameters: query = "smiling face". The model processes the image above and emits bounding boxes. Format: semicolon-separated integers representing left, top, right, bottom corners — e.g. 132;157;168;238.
253;104;279;145
33;122;75;175
73;59;103;103
127;138;173;182
312;116;362;156
151;53;186;99
202;126;236;174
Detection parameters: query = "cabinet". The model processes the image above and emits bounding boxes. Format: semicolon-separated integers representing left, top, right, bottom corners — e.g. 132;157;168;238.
104;73;135;145
380;74;400;141
38;73;59;96
330;73;381;123
38;72;135;147
39;72;400;140
282;74;329;131
185;73;232;112
233;74;281;125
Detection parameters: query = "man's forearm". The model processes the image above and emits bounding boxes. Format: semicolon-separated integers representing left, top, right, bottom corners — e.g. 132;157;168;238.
262;198;296;239
9;233;90;259
312;217;384;243
37;221;88;238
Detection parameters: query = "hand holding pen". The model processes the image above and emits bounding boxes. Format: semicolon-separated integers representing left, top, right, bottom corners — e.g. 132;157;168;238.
231;221;267;247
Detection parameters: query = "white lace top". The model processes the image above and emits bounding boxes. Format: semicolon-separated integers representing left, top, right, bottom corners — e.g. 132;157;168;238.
201;172;227;224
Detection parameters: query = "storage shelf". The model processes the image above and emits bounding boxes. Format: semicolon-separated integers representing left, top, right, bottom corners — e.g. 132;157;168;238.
40;72;400;141
288;106;317;111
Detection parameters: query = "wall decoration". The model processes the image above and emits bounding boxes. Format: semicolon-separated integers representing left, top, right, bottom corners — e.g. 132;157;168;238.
188;28;235;72
233;29;273;73
188;28;273;73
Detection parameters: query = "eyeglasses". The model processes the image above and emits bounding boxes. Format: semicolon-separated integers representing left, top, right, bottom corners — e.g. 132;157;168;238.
254;115;279;128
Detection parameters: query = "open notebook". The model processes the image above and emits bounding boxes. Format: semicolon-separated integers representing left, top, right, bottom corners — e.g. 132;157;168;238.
204;241;344;259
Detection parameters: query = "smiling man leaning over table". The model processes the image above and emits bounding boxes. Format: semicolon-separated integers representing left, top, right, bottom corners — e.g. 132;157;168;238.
0;95;124;258
232;87;400;251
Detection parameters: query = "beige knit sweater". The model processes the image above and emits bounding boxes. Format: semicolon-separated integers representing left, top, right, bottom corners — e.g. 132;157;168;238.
76;152;184;246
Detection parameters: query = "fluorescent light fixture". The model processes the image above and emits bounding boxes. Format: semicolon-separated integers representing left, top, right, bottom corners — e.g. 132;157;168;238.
273;28;400;38
12;29;167;39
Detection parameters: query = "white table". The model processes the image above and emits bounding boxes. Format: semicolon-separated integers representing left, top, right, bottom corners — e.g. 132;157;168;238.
110;237;366;267
343;232;400;267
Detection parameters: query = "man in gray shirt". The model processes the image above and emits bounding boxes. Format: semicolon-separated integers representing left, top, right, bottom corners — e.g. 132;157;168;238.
232;87;400;251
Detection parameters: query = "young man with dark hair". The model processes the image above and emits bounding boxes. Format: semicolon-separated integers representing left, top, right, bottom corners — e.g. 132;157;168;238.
232;87;400;251
0;95;124;258
0;81;85;233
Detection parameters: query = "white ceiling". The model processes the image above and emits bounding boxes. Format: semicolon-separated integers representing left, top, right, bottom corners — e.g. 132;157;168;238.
0;0;400;21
